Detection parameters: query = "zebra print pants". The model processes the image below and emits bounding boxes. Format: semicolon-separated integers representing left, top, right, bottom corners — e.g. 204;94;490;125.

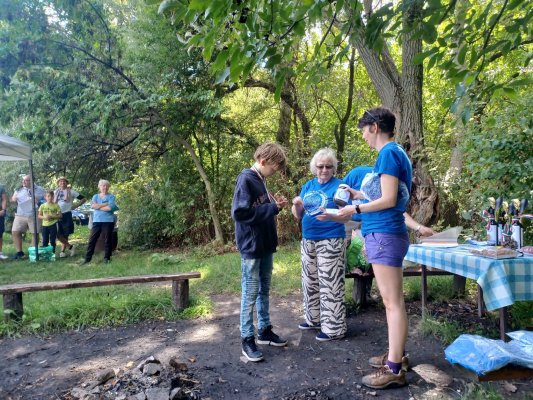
301;237;347;337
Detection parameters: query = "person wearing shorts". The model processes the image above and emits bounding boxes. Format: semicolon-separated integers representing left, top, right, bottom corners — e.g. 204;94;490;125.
0;184;8;260
54;177;86;258
336;107;413;389
11;175;45;260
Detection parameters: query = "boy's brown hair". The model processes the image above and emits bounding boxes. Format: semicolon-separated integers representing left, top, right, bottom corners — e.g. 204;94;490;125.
46;190;55;199
254;142;287;170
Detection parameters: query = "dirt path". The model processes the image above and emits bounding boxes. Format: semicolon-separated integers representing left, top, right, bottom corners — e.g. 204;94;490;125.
1;295;531;399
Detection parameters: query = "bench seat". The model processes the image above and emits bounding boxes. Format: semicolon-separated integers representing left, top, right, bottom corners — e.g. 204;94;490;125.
1;272;201;320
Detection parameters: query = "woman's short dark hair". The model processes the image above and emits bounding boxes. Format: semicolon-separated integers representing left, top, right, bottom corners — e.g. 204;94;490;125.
357;107;396;136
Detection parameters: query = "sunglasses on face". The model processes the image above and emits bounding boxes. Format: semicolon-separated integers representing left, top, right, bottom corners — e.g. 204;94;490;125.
316;165;333;170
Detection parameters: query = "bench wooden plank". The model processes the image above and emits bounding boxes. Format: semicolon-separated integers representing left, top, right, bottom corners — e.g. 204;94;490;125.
0;273;201;294
345;266;453;307
1;272;201;321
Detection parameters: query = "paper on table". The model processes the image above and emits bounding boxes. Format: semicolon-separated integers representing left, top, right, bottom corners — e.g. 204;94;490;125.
417;226;462;247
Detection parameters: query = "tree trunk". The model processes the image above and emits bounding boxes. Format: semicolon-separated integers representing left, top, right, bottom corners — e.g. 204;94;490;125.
351;0;438;225
276;77;292;147
154;112;225;244
176;136;225;244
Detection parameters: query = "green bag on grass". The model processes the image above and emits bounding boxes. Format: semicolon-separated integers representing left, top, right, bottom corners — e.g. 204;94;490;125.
346;236;370;273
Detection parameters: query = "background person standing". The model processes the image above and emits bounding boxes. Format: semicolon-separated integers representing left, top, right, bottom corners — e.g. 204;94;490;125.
82;179;118;264
0;184;8;260
11;175;45;260
54;177;86;257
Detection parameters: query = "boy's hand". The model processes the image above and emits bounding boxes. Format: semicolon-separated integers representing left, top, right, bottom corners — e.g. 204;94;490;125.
276;197;289;210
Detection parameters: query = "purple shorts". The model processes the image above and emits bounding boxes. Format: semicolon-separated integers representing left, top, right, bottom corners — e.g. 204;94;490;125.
364;232;410;268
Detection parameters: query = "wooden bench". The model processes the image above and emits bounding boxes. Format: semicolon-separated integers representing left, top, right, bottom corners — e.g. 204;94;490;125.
346;266;453;307
0;272;201;321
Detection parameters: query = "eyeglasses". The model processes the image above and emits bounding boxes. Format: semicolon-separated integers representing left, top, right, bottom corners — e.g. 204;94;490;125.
365;110;380;123
316;165;333;170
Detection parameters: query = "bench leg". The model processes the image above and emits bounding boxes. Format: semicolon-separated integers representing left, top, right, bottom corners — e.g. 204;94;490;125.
3;293;23;321
453;275;466;296
172;280;189;311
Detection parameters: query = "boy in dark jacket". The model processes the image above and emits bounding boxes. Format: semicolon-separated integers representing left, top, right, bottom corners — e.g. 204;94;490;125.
231;142;289;362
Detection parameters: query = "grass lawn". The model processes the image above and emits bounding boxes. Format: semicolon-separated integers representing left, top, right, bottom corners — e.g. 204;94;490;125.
1;227;531;340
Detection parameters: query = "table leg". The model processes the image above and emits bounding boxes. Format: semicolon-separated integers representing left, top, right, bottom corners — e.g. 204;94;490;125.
421;264;427;313
477;286;485;317
499;307;508;341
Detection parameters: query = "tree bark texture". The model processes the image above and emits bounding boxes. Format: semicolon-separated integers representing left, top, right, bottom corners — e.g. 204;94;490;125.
350;0;439;225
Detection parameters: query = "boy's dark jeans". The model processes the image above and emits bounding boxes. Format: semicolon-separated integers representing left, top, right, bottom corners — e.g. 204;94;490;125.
42;224;57;252
85;222;115;261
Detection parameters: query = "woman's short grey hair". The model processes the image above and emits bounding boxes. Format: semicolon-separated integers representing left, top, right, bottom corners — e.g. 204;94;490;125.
310;148;338;175
98;179;110;188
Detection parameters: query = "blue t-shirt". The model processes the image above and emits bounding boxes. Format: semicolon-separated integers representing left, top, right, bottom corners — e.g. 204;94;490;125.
91;193;117;223
361;142;412;236
300;177;346;240
343;166;372;222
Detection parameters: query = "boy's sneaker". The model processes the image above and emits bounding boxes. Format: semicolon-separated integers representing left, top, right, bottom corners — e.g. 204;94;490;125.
361;365;407;389
298;322;320;330
69;245;76;257
59;252;67;258
11;252;25;260
241;336;264;362
369;351;409;371
257;325;288;347
315;331;345;342
0;253;8;260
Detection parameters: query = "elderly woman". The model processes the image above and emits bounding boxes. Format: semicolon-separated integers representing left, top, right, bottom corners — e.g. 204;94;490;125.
81;179;118;265
291;148;347;341
55;177;86;258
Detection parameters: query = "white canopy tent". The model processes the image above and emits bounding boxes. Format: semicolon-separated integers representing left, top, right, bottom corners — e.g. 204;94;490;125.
0;134;41;259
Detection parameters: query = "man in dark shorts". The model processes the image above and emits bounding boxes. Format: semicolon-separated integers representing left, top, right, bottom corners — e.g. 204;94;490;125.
54;177;86;258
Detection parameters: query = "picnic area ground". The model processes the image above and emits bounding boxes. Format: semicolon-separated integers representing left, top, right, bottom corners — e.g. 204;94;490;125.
1;293;532;400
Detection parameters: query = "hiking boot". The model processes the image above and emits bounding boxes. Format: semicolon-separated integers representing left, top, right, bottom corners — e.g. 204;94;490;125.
369;351;409;371
103;258;111;264
59;252;67;258
361;365;407;389
257;325;288;347
241;336;264;362
315;331;345;342
11;252;25;260
69;245;76;257
79;259;91;266
298;322;320;330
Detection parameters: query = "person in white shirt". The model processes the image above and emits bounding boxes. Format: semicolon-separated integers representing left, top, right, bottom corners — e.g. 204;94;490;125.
10;175;45;260
54;177;86;258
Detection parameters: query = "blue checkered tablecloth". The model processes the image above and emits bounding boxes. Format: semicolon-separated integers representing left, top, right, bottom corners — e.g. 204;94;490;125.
405;245;533;311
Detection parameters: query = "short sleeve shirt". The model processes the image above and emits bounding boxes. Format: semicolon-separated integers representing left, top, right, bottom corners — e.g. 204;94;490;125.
300;177;346;240
361;142;412;236
55;189;81;213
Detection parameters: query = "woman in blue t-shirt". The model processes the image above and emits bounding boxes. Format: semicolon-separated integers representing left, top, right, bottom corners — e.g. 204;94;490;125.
336;107;412;389
81;179;118;265
291;148;347;341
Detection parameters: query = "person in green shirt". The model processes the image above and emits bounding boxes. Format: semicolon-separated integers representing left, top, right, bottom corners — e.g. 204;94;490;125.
38;191;62;253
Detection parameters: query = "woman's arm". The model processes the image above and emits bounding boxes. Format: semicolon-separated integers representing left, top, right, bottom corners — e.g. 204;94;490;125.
291;196;304;219
404;213;436;237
